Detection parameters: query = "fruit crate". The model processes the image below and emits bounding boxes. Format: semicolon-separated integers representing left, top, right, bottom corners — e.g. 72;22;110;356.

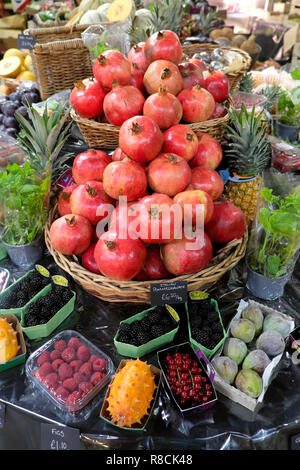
26;330;114;413
212;299;295;412
114;305;180;358
100;359;161;433
20;285;76;340
0;314;27;372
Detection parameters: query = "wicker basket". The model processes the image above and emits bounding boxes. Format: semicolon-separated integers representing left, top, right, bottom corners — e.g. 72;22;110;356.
45;204;248;304
24;25;93;101
34;9;68;28
182;43;251;90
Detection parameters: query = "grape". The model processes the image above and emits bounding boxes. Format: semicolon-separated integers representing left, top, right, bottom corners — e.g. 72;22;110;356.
2;101;18;117
21;91;40;105
3;116;18;128
5;128;17;138
8;92;21;104
16;106;28;119
0;115;3;125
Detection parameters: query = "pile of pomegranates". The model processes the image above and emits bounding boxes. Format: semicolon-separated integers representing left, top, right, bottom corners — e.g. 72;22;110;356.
50;31;246;283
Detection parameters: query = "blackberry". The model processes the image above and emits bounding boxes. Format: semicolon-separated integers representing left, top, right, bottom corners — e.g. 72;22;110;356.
195;331;209;345
148;309;161;324
126;336;140;347
191;317;202;329
208;311;219;322
136;331;151;345
117;333;131;343
131;320;143;334
150;324;165;339
119;323;131;335
188;302;199;316
140;317;151;331
202;326;211;336
214;323;223;334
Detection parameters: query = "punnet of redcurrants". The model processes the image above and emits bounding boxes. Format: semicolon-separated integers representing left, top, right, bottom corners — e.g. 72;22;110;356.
163;351;213;408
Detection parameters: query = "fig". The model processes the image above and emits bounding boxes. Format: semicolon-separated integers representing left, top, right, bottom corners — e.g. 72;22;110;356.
212;356;238;384
256;330;285;356
263;313;290;339
241;304;264;335
235;369;263;398
223;337;247;365
242;349;271;375
230;318;256;343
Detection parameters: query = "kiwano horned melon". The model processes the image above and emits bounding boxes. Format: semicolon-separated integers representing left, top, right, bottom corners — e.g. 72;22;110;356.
107;359;156;428
0;318;18;364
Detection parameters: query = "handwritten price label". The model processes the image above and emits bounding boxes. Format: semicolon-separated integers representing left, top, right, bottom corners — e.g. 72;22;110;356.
41;424;80;450
150;281;187;306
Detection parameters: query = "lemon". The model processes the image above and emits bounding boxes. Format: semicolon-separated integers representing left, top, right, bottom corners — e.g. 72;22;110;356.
0;56;22;78
4;48;25;66
24;54;32;70
16;70;36;81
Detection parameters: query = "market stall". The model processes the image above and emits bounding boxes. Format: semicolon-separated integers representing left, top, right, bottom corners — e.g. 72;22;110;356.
0;0;300;452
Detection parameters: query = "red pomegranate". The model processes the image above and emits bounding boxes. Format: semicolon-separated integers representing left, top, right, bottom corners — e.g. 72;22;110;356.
58;185;77;217
162;124;198;161
161;229;213;276
119;115;163;163
103;84;145;126
72;150;111;184
205;200;247;243
136;245;172;280
50;214;93;255
177;85;215;122
69;78;105;119
81;242;101;274
188;58;207;72
109;201;140;238
178;62;204;89
147;153;191;196
128;42;150;72
143;60;183;96
93;50;131;89
190;134;223;170
70;180;114;225
204;71;230;103
94;231;147;280
191;167;224;200
210;102;226;119
145;30;182;64
129;63;145;92
143;87;182;129
102;159;147;201
173;189;214;226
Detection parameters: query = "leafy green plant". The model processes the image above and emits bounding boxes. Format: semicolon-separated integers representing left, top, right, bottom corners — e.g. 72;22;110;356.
277;90;300;127
248;187;300;278
0;162;50;246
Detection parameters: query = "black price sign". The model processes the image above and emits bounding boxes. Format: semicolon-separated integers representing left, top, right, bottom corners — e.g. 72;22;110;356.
18;34;36;50
151;281;187;306
291;434;300;450
0;402;5;429
41;424;81;450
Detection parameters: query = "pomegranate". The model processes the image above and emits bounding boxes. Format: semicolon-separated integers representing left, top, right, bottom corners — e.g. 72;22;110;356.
129;63;145;93
161;228;213;276
58;185;77;217
143;60;183;96
178;62;204;89
191;167;224;200
94;231;147;280
143;87;182;129
136;245;172;280
205;201;247;243
162;124;198;161
72;150;111;184
177;85;215;122
70;78;105;119
50;214;93;255
81;242;101;274
112;147;128;162
128;42;150;72
145;30;182;64
147;153;191;196
204;71;229;103
119;115;163;163
137;193;181;244
109;201;140;238
70;180;114;225
210;102;226;119
173;189;214;226
93;50;131;89
103;84;145;126
103;160;147;201
190;134;223;170
188;58;207;72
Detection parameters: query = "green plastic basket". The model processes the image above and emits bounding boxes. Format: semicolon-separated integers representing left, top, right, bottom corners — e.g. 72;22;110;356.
0;314;27;372
185;294;226;360
114;306;179;359
21;287;76;340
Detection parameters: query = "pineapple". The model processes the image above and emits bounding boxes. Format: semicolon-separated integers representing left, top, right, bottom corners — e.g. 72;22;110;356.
223;104;271;226
238;72;254;93
198;6;219;37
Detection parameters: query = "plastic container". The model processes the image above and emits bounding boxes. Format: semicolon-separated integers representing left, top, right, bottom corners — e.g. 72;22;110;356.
21;286;76;339
26;330;114;413
0;268;9;294
276;120;300;143
2;235;44;268
0;314;27;372
232;91;267;113
246;264;291;300
114;306;179;359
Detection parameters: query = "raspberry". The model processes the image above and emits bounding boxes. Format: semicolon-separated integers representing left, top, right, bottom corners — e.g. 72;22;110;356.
66;391;82;408
50;350;61;361
37;351;51;366
68;337;81;350
90;372;103;386
79;362;92;378
78;381;93;395
77;345;91;362
54;386;69;401
52;359;65;371
70;360;83;372
63;378;77;392
44;373;58;389
73;372;86;384
89;355;99;363
92;358;106;372
61;347;76;363
38;362;53;378
58;363;73;380
54;340;67;351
